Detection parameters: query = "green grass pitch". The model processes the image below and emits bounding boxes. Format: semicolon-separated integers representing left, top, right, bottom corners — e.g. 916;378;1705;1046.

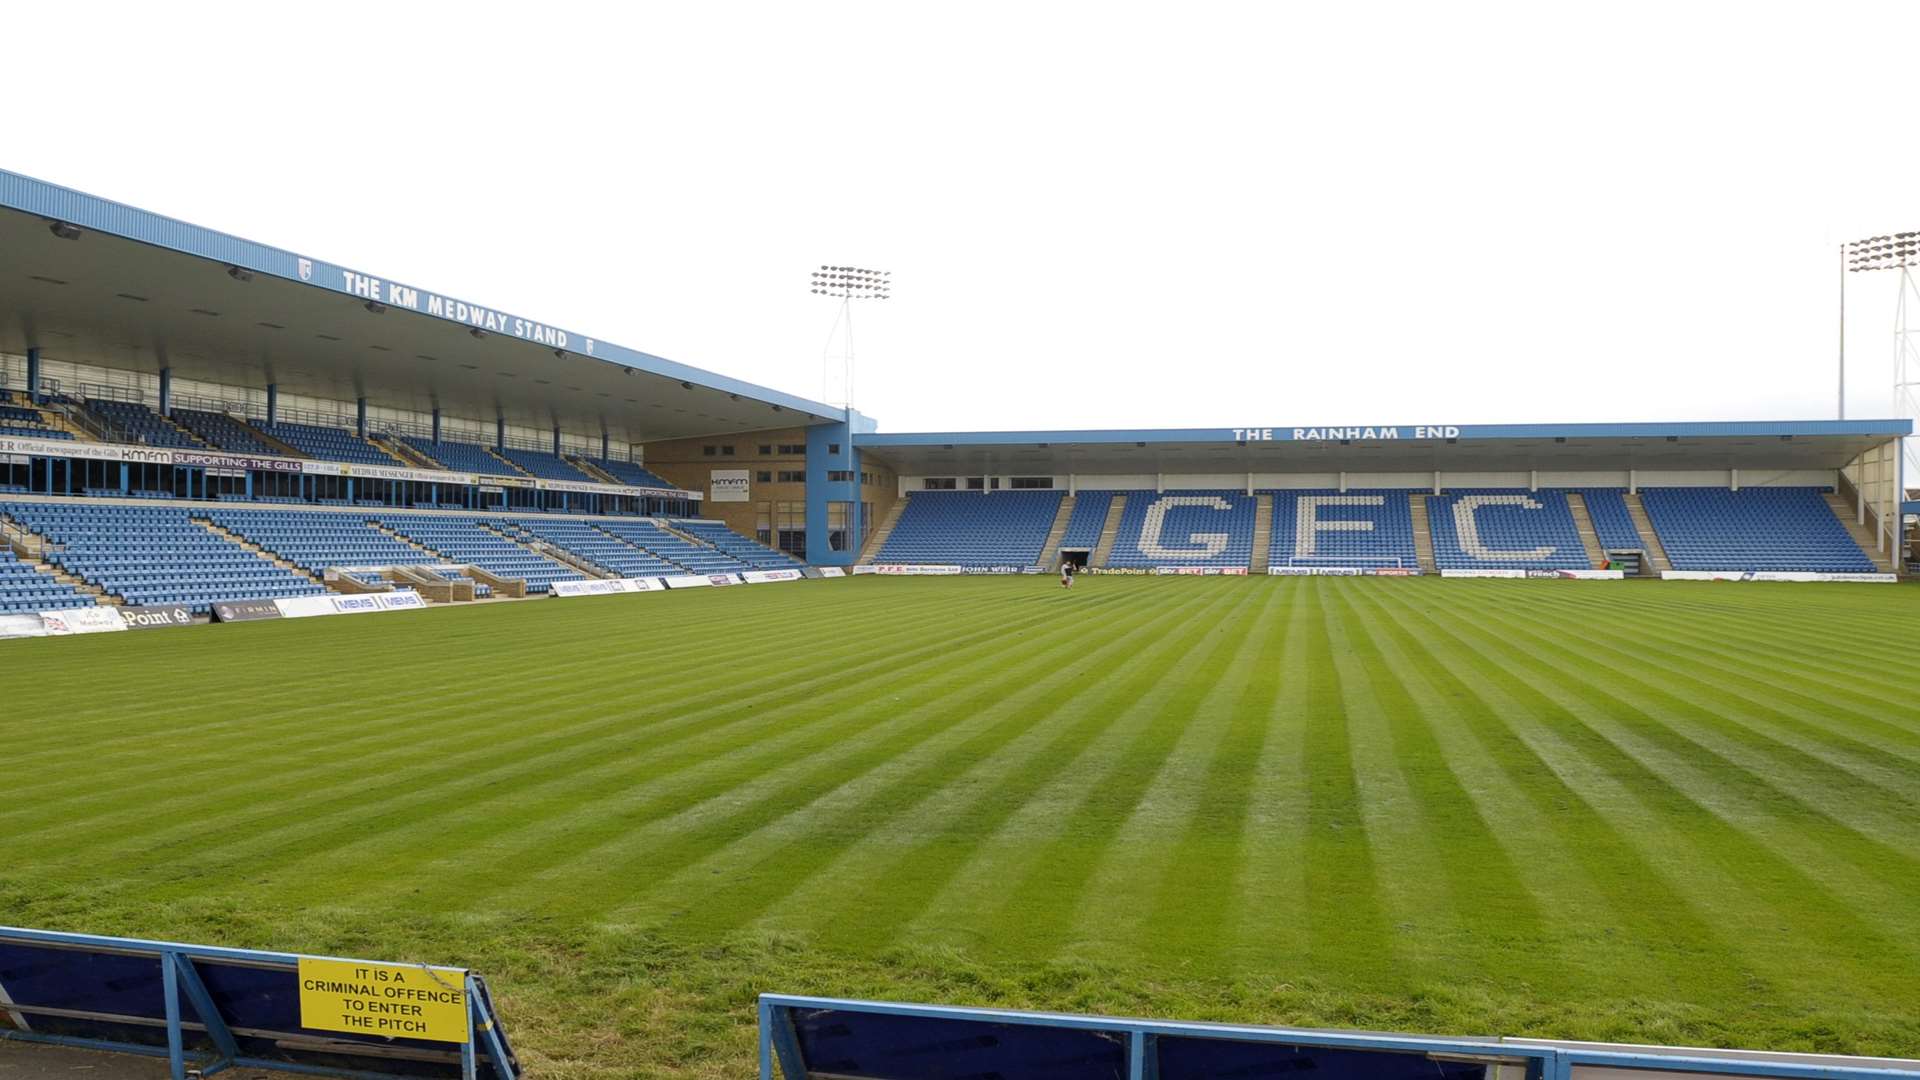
3;576;1919;1076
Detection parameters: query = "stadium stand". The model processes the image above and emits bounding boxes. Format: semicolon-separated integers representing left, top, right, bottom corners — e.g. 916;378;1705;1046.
677;520;803;568
1104;490;1254;569
1428;489;1592;570
85;399;203;448
0;425;72;440
397;436;515;475
257;420;394;466
581;457;676;488
1640;486;1877;572
504;519;682;577
0;545;94;613
598;519;749;573
1575;488;1650;551
210;508;431;575
0;404;53;429
492;447;598;482
0;502;326;612
877;490;1065;567
171;408;281;456
1267;490;1420;569
375;513;586;592
1057;491;1113;551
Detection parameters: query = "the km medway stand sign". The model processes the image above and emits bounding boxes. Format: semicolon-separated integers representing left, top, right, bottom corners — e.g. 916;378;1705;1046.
0;925;519;1080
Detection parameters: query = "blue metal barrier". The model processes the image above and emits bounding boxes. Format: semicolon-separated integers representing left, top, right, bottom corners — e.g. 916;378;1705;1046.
758;995;1920;1080
0;926;519;1080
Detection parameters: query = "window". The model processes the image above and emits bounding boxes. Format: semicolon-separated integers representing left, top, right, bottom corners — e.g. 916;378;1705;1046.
1010;477;1053;489
924;477;956;490
828;443;841;454
966;477;986;490
775;500;806;555
758;444;772;455
702;445;717;456
756;471;772;483
777;469;806;483
861;501;874;543
777;443;806;455
827;501;851;551
721;445;735;456
827;470;853;482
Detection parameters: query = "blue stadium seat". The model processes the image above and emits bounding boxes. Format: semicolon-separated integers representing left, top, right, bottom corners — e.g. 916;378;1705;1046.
878;490;1064;566
0;544;94;613
1428;489;1591;570
1267;490;1418;569
170;409;281;456
1104;491;1253;569
395;436;513;475
1057;492;1113;551
675;520;803;569
85;399;204;448
0;502;327;614
375;513;586;593
210;509;429;575
581;457;677;489
503;519;684;577
492;448;598;482
595;519;752;573
1641;487;1875;572
1574;489;1648;551
256;421;395;466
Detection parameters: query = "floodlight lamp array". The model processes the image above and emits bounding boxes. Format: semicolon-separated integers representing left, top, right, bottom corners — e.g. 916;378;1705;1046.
1846;232;1920;273
810;265;891;300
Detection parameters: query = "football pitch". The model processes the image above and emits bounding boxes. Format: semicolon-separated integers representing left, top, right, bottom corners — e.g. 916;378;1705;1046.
3;576;1918;1076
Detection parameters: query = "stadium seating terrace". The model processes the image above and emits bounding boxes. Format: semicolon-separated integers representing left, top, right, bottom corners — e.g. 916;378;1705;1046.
492;447;598;482
1641;486;1875;572
581;457;676;489
877;490;1065;567
85;399;204;448
1428;489;1591;570
170;408;281;456
1056;491;1114;551
257;420;395;466
1104;490;1255;569
1;502;327;613
396;435;517;475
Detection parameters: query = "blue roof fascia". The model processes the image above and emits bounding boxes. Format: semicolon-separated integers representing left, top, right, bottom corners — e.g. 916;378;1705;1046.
856;419;1912;446
0;167;841;419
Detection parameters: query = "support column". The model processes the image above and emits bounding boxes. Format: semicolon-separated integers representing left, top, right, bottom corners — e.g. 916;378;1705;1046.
1730;468;1739;492
356;396;368;438
25;347;41;404
600;430;609;460
553;426;562;457
266;383;278;426
431;407;442;443
158;367;172;418
1529;468;1538;492
495;416;505;451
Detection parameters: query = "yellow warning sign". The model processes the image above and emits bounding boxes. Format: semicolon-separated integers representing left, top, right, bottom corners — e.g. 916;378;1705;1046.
297;957;470;1043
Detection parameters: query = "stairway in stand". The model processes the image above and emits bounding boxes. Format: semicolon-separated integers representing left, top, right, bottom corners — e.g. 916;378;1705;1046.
1409;495;1437;574
1620;493;1673;573
1033;494;1076;570
1821;491;1896;572
1089;494;1128;568
1564;492;1608;568
857;500;908;564
1249;493;1273;574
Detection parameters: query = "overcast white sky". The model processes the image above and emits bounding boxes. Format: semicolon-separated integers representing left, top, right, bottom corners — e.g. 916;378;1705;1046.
7;3;1919;433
